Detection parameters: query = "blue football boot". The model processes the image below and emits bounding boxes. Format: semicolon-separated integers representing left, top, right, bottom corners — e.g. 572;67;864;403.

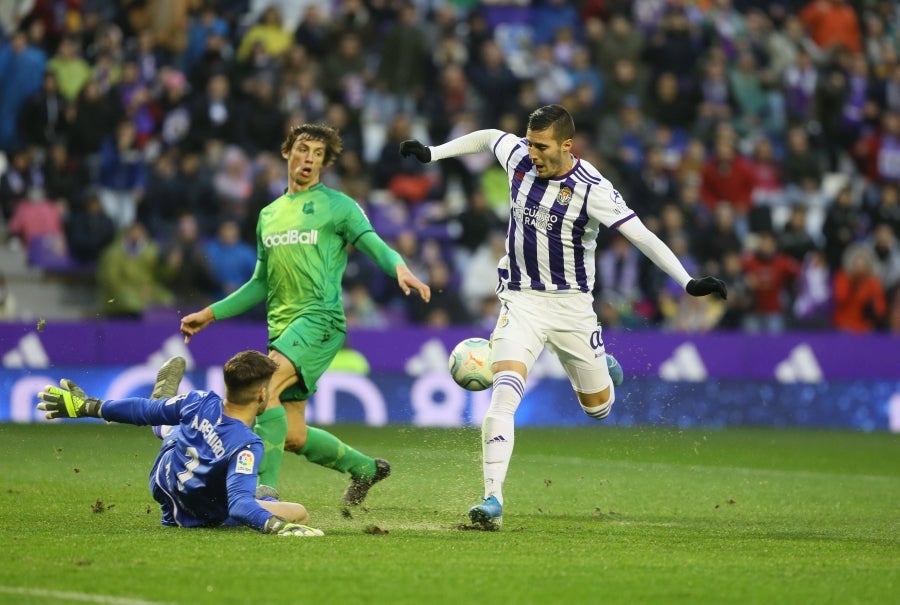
468;495;503;529
606;354;624;387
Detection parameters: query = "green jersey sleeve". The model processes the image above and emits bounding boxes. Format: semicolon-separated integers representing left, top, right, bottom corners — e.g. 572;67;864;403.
355;231;404;278
210;258;267;320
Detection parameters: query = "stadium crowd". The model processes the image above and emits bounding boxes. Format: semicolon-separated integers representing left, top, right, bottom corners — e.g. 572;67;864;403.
0;0;898;333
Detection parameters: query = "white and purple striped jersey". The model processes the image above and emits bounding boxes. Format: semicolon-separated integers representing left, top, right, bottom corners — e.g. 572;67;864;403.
491;132;635;293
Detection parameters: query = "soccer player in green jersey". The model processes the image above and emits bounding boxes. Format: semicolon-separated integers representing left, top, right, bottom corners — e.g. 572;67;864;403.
179;123;431;509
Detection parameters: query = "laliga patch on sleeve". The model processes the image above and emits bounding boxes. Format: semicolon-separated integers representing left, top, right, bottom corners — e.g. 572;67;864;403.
235;450;255;475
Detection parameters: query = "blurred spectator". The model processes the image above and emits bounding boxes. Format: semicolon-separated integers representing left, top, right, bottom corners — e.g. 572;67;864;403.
372;2;427;120
344;282;388;329
65;190;116;264
319;31;369;110
657;232;719;332
0;146;43;222
236;77;285;155
694;202;743;271
869;184;900;237
294;4;329;60
832;244;887;332
373;113;433;203
782;126;824;195
597;233;645;328
625;146;679;226
0;272;18;320
188;73;236;147
213;145;254;222
853;110;900;188
642;7;703;83
8;186;64;247
597;95;655;174
778;205;819;263
866;223;900;295
139;148;182;238
716;250;753;330
729;50;785;138
188;31;233;93
800;0;861;54
44;140;89;209
768;15;824;82
97;222;174;318
742;231;801;333
236;6;292;63
467;39;520;127
204;218;256;299
158;67;191;148
748;137;785;206
97;120;145;229
0;30;47;150
179;149;220;235
17;70;68;148
822;187;863;271
646;71;696;132
47;35;91;102
459;231;506;318
67;78;117;163
407;261;471;327
184;5;230;74
585;15;643;81
782;48;818;127
700;134;757;219
791;249;833;329
159;213;218;310
602;58;649;116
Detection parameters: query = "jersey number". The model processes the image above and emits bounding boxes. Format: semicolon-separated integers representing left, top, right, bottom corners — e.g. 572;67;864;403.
177;446;200;489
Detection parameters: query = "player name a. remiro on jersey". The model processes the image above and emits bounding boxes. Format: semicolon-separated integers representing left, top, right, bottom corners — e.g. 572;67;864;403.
190;414;226;457
263;229;319;247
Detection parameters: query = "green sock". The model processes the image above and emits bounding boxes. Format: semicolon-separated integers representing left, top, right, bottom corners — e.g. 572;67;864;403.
297;426;376;480
253;406;287;488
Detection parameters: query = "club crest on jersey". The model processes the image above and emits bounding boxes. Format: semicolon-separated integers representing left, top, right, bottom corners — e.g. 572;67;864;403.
497;313;509;329
235;450;255;475
556;186;573;206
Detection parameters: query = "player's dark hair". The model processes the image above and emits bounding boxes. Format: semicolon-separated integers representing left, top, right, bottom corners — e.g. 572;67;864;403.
527;105;575;142
281;123;343;167
223;350;278;405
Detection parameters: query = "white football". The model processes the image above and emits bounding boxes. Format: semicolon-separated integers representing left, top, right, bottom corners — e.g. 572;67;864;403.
448;337;493;391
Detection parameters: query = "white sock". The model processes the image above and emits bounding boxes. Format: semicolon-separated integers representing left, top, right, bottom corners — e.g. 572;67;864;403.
482;371;525;506
580;384;615;420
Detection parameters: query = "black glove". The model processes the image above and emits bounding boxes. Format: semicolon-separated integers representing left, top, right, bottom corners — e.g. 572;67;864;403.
399;139;431;163
263;516;324;537
686;276;728;300
37;379;104;419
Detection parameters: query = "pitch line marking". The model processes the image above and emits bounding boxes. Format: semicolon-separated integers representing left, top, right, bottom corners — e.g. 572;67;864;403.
0;586;177;605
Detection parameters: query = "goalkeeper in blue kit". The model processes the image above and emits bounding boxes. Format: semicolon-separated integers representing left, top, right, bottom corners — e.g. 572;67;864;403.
37;350;324;537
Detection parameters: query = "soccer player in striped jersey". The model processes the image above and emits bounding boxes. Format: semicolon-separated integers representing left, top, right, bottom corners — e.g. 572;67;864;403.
179;123;431;510
37;350;323;536
401;104;726;529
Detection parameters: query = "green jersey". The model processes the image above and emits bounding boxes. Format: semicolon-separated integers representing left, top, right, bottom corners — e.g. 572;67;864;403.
211;182;404;344
258;184;372;338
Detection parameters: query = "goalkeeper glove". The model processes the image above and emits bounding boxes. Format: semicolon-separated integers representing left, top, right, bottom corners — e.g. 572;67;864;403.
686;276;728;300
263;516;324;537
399;139;431;163
37;379;104;419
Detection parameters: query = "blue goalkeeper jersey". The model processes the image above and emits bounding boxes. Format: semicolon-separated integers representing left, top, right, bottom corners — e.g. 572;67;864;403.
100;392;272;530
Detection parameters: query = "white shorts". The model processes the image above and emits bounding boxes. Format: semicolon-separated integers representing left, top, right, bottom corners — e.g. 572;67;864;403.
491;289;611;394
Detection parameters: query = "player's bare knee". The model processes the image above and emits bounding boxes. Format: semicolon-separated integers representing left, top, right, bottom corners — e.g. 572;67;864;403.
283;425;309;452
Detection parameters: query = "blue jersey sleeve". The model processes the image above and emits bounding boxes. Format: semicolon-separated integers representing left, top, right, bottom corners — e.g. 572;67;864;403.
100;394;189;426
223;441;273;531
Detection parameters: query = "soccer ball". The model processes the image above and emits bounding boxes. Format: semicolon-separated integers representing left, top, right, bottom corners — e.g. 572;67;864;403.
448;338;494;391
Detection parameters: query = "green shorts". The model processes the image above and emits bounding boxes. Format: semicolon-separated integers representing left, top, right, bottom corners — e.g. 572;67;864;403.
270;314;345;402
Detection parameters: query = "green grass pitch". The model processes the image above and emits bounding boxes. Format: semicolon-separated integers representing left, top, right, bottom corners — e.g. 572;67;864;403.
0;423;897;605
